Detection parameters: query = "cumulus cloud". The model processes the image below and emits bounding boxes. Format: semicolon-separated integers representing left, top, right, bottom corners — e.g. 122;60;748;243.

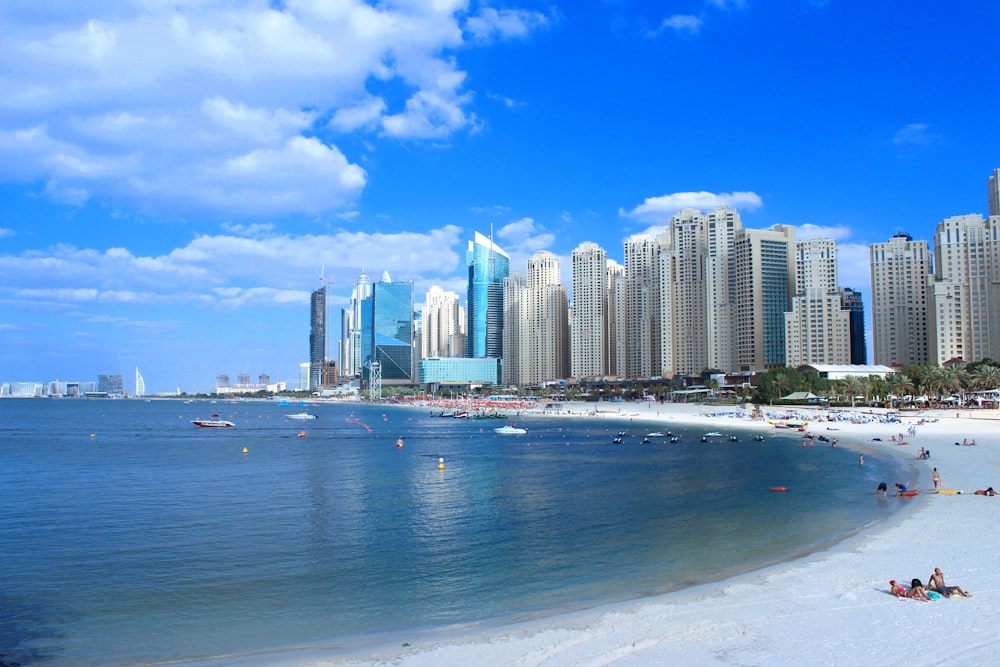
793;223;854;242
0;224;467;309
0;1;549;218
620;191;764;222
465;7;552;43
497;217;556;253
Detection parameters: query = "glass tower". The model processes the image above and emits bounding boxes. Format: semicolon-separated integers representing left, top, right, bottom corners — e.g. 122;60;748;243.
466;231;510;358
309;285;326;390
361;278;414;381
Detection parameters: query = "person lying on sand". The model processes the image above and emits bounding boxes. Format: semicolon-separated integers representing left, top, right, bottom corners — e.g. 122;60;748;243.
974;487;996;496
929;568;973;598
890;579;929;600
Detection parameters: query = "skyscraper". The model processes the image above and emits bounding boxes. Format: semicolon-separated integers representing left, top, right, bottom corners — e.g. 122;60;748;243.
928;214;1000;364
988;168;1000;217
340;270;371;377
571;242;607;379
623;234;662;378
869;233;932;366
785;238;850;367
309;285;326;390
524;251;570;384
421;286;464;359
466;231;510;358
361;274;414;383
733;225;795;372
501;271;527;386
838;287;867;365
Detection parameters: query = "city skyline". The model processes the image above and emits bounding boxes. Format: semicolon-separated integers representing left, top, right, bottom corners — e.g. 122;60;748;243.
2;2;998;393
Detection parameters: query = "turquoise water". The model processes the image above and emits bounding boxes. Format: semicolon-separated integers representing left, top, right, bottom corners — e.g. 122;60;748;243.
0;400;909;665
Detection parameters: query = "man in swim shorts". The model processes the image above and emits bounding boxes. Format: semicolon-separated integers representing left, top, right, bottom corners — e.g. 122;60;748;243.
928;568;971;597
877;482;888;498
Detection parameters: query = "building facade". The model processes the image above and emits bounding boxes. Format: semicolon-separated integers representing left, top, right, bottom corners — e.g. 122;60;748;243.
869;233;932;366
570;242;607;379
466;231;510;359
733;225;795;372
361;275;414;383
785;238;850;366
421;286;465;359
309;285;327;390
838;287;868;365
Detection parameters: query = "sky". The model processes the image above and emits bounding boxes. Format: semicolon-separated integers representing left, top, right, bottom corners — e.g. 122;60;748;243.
2;0;998;394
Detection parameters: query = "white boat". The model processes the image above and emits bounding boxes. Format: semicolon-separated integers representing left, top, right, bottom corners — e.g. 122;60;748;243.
192;414;234;428
495;424;527;435
646;432;665;437
286;412;319;420
704;432;722;437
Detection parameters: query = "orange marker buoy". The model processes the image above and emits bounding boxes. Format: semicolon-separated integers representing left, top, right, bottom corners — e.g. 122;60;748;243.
396;438;404;447
770;486;787;492
298;431;307;438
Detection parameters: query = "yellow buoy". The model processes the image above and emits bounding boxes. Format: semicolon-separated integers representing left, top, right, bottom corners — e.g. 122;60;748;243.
242;447;249;454
438;457;445;470
90;433;96;438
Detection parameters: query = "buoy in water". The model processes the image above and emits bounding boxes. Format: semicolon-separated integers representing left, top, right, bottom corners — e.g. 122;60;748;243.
90;433;96;438
242;447;249;454
770;486;787;492
438;457;445;470
396;438;404;447
298;431;307;438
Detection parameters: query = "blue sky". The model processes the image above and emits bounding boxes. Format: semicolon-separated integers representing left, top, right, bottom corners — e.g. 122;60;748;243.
1;0;997;394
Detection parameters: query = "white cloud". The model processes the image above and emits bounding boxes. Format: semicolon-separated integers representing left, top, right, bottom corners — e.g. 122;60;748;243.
620;191;764;222
835;242;871;290
0;228;14;238
793;223;854;242
0;223;465;299
893;123;938;147
497;217;556;253
0;1;549;218
651;14;703;35
465;7;552;43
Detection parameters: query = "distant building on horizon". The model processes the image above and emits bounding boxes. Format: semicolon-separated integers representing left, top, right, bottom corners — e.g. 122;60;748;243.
838;287;867;365
309;284;327;390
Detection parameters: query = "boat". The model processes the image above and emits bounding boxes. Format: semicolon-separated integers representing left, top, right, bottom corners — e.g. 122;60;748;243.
495;424;527;435
646;432;665;437
705;432;722;437
192;414;234;428
286;412;319;420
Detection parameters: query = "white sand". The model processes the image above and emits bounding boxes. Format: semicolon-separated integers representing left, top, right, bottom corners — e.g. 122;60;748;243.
298;404;1000;667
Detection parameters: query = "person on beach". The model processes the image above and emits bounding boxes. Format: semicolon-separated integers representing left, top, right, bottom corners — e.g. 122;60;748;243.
890;579;929;600
932;468;941;489
895;483;908;496
918;447;926;459
877;482;888;498
909;578;931;600
928;568;971;598
858;453;864;465
974;487;996;496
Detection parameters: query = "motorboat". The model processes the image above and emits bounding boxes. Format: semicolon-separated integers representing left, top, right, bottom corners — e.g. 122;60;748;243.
704;432;722;437
495;424;527;435
286;412;319;420
192;414;234;428
646;432;665;437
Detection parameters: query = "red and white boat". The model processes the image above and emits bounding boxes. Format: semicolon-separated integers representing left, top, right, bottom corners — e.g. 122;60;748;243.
192;414;234;428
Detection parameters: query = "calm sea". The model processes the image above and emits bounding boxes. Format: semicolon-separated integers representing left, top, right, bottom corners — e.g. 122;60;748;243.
0;399;910;666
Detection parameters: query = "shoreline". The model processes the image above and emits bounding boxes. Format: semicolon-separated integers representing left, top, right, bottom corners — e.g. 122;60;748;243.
192;402;1000;666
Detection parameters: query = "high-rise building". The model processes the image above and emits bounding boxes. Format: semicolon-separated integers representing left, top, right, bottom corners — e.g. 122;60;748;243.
421;286;464;359
502;272;527;386
309;285;327;390
523;251;570;385
869;233;932;366
605;261;628;378
785;238;851;367
988;168;1000;217
928;214;1000;364
667;207;741;376
98;373;124;395
340;270;371;377
623;234;663;378
838;287;868;365
361;274;414;383
466;231;510;358
733;225;795;372
571;242;607;379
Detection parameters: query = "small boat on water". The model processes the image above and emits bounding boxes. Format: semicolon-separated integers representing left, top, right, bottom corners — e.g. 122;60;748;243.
704;432;722;437
286;412;319;421
647;432;665;437
192;414;234;428
495;424;527;435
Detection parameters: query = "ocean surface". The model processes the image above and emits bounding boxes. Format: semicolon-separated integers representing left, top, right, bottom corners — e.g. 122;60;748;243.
0;399;910;666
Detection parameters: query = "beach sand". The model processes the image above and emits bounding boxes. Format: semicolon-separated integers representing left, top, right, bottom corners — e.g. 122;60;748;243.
278;403;999;666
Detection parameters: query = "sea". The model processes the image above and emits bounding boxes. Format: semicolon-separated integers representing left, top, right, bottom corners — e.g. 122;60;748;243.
0;399;912;666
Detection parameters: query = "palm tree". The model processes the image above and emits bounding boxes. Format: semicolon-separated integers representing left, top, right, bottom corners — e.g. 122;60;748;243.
971;365;1000;392
840;375;866;408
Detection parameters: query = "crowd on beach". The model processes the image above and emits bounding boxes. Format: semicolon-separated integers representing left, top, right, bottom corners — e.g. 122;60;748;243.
890;568;973;601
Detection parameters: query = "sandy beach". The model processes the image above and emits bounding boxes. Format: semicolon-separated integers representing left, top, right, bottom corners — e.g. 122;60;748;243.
287;402;999;667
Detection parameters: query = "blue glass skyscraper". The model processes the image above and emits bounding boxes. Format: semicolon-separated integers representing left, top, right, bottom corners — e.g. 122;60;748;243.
361;274;414;381
466;231;510;358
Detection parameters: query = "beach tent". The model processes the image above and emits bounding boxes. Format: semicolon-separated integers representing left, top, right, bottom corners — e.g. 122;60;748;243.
780;391;819;401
